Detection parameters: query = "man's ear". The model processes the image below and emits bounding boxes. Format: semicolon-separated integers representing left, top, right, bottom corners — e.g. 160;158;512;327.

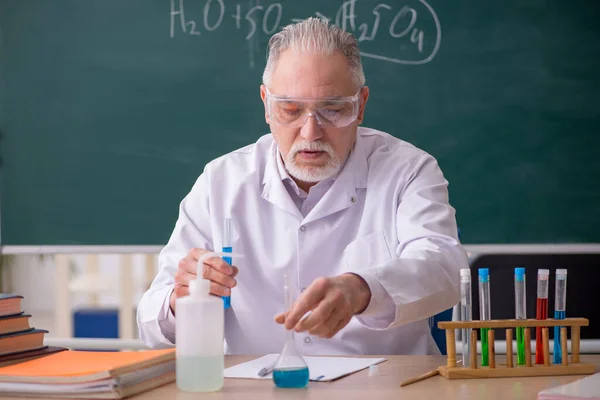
260;85;270;124
356;86;369;125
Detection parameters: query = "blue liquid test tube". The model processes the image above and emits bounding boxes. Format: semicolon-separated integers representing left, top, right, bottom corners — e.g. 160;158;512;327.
553;269;567;364
222;218;233;309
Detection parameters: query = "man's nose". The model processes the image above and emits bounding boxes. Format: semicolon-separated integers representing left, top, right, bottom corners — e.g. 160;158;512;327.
299;113;323;142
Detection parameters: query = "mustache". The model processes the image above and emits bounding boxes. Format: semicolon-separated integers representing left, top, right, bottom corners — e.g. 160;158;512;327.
290;141;334;156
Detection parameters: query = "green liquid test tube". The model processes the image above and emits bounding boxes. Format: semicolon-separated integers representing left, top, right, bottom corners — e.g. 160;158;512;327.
478;268;491;367
515;268;527;365
480;327;489;366
516;326;525;365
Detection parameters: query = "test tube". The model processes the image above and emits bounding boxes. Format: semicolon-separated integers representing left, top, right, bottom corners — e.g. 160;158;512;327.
460;269;472;367
535;269;549;364
478;268;491;367
514;267;526;365
553;269;567;364
222;218;233;309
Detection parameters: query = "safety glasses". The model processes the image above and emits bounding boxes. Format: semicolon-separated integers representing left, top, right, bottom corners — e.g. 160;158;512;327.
265;89;362;128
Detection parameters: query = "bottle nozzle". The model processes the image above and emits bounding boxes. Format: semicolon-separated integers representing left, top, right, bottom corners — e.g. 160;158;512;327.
191;251;244;297
196;251;244;277
189;278;211;297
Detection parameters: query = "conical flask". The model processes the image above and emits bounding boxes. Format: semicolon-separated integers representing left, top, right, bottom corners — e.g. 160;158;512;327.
272;272;309;388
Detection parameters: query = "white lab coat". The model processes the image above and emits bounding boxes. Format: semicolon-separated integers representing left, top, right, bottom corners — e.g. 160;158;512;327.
137;127;469;355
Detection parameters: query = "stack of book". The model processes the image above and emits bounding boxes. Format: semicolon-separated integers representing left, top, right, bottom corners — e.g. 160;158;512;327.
0;294;176;398
0;294;66;367
0;349;176;398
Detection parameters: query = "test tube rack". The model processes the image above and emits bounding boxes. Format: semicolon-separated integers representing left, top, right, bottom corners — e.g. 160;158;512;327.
436;318;595;379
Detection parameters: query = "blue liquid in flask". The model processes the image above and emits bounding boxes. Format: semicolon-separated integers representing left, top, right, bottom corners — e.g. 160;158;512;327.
273;272;310;389
273;367;309;388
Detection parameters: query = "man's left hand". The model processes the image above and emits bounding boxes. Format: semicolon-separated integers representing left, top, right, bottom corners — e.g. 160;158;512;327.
274;274;371;339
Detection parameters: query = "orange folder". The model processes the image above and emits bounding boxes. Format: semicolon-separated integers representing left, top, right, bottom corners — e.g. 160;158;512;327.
0;348;175;384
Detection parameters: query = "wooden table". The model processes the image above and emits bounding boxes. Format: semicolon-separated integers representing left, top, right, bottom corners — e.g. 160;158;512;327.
139;355;599;400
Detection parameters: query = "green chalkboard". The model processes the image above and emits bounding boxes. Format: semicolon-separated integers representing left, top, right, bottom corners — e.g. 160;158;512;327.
1;0;599;245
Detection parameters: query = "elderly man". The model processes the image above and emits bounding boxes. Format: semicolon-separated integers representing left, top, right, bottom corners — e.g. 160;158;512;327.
137;18;468;355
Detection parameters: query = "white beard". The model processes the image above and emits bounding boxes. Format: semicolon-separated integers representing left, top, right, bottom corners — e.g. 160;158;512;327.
283;141;342;183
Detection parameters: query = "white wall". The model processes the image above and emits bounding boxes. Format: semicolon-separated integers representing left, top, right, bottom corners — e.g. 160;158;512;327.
3;254;158;338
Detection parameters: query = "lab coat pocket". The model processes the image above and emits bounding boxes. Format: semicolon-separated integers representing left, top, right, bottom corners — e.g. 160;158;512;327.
341;230;393;272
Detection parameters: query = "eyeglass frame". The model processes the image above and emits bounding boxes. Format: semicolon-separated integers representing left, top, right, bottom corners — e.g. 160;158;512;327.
264;88;365;128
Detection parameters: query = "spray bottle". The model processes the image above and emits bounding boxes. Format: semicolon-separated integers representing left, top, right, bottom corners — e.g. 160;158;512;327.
176;251;243;392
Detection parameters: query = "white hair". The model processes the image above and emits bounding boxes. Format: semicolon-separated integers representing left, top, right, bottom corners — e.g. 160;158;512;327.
262;17;366;90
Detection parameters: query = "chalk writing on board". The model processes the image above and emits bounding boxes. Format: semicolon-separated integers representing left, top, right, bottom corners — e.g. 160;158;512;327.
169;0;441;66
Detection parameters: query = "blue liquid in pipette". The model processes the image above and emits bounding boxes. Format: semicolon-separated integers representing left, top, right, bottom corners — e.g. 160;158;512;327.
222;247;232;309
553;310;566;364
273;367;309;388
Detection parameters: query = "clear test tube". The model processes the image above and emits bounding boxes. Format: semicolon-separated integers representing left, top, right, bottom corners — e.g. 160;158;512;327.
460;269;472;367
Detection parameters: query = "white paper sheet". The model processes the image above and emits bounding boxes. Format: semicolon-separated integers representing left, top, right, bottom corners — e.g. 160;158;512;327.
224;354;386;382
538;373;600;400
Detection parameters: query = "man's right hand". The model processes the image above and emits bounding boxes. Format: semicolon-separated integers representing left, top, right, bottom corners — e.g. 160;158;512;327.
169;248;239;315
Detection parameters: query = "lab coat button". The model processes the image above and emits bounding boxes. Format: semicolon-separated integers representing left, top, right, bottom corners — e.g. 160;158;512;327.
300;225;307;232
351;196;357;203
304;337;312;344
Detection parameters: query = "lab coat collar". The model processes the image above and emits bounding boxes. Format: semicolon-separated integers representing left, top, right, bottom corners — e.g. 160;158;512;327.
261;141;304;219
261;132;368;222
